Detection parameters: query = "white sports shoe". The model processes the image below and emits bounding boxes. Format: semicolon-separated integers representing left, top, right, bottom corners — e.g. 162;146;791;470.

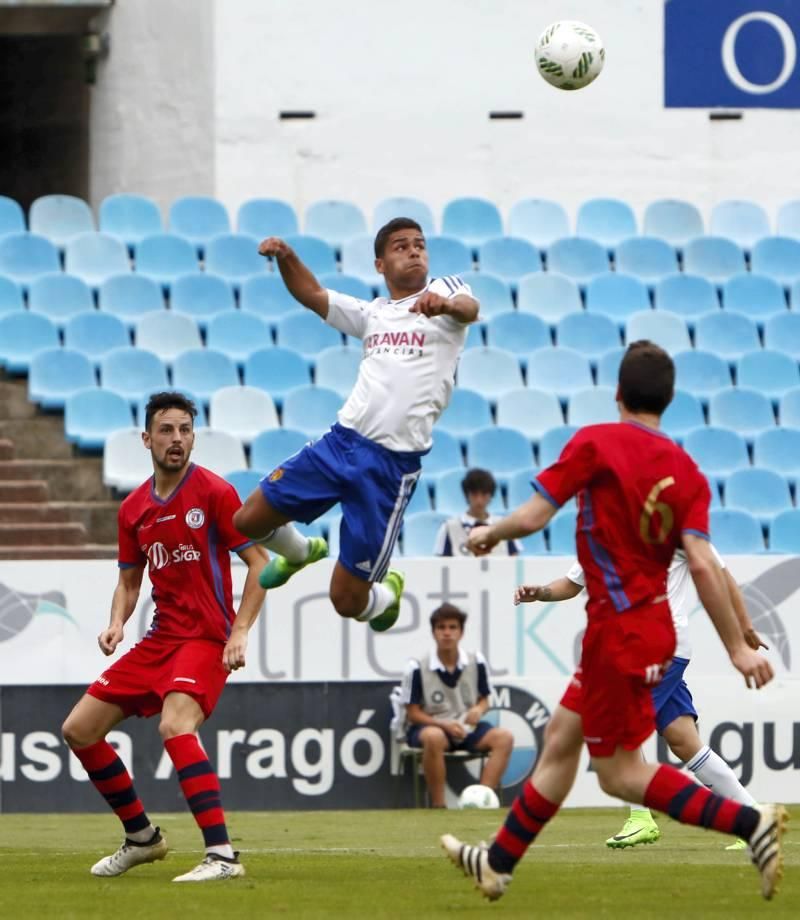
90;828;168;877
172;852;245;883
440;834;511;901
748;803;788;900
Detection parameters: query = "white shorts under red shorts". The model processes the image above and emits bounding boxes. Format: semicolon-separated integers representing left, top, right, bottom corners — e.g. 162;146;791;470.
87;635;228;719
559;601;676;757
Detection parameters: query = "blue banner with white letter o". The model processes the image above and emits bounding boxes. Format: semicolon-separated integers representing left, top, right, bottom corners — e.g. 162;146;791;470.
665;0;800;107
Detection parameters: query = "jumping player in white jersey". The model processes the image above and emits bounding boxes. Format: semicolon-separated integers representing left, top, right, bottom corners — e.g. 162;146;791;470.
234;218;479;632
515;546;768;850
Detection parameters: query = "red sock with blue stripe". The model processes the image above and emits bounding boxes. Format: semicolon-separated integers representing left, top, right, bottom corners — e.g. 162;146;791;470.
164;733;234;858
488;781;560;873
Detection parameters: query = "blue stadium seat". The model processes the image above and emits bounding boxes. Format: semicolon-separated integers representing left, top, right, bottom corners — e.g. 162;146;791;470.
596;347;624;386
64;312;129;366
282;385;344;437
567;387;618;426
683;237;746;284
320;272;374;303
708;388;775;438
135;389;207;428
209;385;279;443
694;311;760;361
776;200;800;241
538;426;578;466
244;347;310;403
653;274;719;323
135;234;198;290
28;273;94;326
478;237;541;286
0;196;25;237
65;233;130;288
99;194;162;249
751;236;800;286
170;272;236;328
204;234;265;287
434;468;503;515
496;388;564;439
135;311;202;362
427;235;473;277
643;199;704;250
576;198;637;250
764;312;800;357
517;272;581;324
724;468;791;523
508;199;569;252
710;200;770;250
625;310;691;352
424;430;464;477
65;388;134;451
0;312;60;372
98;274;164;329
673;350;732;399
190;429;247;478
507;469;538;509
405;477;433;515
206;311;272;366
29;194;94;248
585;273;651;323
402;511;448;556
100;347;169;403
172;348;239;403
556;312;621;358
737;350;799;399
780;388;800;427
240;274;298;324
486;311;550;356
169;196;230;254
768;509;800;553
372;197;435;235
305;200;366;249
460;271;513;319
457;347;524;398
276;311;343;362
753;428;800;485
28;348;95;409
237;198;299;239
0;233;60;285
464;323;484;349
285;234;338;276
517;531;547;555
437;388;492;438
0;276;24;316
683;427;750;482
722;274;786;323
442;197;503;249
546;237;608;282
526;347;593;399
614;237;678;284
661;390;705;439
710;509;765;553
226;469;265;503
548;509;578;554
340;235;382;288
467;427;534;481
251;428;311;474
314;345;361;397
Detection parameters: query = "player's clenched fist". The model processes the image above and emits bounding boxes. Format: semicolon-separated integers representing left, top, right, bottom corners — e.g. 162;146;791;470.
731;645;774;689
409;291;450;317
514;585;544;605
98;624;124;656
223;628;248;672
466;524;498;556
258;237;293;260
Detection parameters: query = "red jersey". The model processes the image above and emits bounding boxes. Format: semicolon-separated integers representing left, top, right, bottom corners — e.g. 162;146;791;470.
536;421;710;619
117;464;253;643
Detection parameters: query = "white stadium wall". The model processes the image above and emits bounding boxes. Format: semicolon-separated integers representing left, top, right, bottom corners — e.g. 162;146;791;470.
90;0;800;220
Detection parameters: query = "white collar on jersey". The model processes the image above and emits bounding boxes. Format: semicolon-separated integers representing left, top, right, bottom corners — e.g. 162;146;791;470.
429;646;469;672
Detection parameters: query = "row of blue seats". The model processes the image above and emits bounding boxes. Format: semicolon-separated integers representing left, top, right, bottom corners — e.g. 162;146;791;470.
8;194;800;254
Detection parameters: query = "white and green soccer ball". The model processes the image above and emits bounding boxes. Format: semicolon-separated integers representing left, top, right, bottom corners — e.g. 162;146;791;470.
458;784;500;809
535;20;605;91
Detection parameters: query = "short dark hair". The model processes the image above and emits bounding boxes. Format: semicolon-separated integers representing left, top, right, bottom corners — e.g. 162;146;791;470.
374;217;424;257
618;340;675;416
430;603;467;631
144;391;198;431
461;468;496;498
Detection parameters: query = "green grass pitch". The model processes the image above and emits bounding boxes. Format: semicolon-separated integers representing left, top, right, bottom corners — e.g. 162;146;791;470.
0;807;796;919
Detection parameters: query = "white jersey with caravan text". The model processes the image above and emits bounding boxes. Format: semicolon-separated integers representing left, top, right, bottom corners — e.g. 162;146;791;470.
324;276;470;452
566;544;726;660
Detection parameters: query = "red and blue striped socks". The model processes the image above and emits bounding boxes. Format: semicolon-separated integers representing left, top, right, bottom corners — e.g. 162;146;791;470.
489;782;560;873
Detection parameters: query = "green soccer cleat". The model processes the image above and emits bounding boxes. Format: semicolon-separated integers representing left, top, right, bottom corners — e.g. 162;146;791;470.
726;837;748;851
606;810;661;849
368;569;405;632
258;537;328;590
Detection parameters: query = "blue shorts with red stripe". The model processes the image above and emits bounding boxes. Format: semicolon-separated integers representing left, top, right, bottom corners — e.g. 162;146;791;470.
651;656;698;733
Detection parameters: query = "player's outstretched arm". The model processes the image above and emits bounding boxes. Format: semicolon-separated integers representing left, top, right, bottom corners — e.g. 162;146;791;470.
683;534;774;688
258;236;329;317
724;567;769;650
514;577;582;605
467;493;556;556
223;544;269;672
98;565;144;656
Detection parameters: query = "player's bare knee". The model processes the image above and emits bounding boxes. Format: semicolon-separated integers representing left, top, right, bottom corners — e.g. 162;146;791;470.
158;716;184;741
329;586;363;619
62;716;95;750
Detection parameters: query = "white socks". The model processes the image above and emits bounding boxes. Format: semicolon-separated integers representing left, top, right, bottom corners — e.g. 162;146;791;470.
356;583;395;622
685;745;757;806
127;824;158;844
258;524;310;563
206;843;235;860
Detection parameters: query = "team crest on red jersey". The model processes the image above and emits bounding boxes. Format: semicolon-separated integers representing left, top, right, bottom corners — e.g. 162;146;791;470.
185;508;205;529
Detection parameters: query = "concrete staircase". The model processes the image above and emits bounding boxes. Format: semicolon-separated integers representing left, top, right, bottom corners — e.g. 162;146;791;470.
0;375;119;559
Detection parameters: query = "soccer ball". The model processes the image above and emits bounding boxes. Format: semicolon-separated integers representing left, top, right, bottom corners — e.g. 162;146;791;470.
458;784;500;810
535;20;605;91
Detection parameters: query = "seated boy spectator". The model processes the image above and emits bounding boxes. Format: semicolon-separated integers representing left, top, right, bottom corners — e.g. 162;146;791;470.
435;468;522;556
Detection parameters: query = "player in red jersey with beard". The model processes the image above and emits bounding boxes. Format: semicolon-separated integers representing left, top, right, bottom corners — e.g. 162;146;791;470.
441;341;786;902
62;392;268;883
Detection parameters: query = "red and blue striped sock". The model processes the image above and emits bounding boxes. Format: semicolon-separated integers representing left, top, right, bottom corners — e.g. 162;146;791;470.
72;740;152;837
164;734;231;850
488;782;560;873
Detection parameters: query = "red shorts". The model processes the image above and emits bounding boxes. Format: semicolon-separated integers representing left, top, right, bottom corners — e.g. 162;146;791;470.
87;636;228;719
559;602;676;757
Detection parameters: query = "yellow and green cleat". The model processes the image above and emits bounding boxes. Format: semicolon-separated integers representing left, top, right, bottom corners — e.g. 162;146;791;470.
725;837;748;851
606;810;661;849
258;537;328;590
369;569;405;632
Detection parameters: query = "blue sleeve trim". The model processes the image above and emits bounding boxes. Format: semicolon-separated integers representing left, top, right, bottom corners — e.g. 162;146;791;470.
682;529;710;541
232;540;255;553
409;668;423;706
118;561;139;569
532;478;561;509
477;661;491;698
